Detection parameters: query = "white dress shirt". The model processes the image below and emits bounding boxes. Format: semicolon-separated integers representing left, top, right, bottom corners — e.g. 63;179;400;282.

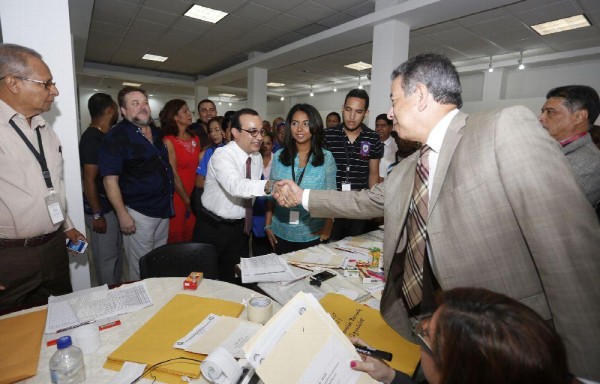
201;141;267;219
379;136;399;178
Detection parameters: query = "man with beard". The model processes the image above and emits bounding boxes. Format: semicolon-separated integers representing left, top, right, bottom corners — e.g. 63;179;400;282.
324;89;383;240
98;87;174;280
79;93;125;285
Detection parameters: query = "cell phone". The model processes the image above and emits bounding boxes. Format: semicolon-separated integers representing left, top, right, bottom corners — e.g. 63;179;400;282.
311;270;336;283
66;239;88;253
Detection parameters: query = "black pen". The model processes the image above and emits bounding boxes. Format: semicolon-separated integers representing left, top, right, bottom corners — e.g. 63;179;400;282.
355;345;393;361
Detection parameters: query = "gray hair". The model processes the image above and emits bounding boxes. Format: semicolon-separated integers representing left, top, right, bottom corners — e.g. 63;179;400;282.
391;53;462;108
0;43;42;79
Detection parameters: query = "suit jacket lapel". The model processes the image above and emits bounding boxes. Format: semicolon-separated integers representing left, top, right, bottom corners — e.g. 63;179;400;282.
429;111;467;214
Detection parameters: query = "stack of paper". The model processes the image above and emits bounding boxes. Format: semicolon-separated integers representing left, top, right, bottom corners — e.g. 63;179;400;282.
283;244;348;268
240;254;311;284
45;281;152;334
243;292;377;384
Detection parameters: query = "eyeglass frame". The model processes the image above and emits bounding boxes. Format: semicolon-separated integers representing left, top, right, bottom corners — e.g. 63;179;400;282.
239;128;266;137
0;75;56;90
414;315;434;356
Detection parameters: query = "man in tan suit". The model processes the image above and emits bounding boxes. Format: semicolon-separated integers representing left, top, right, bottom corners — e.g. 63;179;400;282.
276;53;600;381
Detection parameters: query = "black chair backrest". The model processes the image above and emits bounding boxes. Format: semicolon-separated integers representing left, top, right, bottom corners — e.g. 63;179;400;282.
139;242;218;280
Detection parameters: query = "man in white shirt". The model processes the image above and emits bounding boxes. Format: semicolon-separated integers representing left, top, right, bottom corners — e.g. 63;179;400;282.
375;113;398;181
275;53;600;381
193;108;277;282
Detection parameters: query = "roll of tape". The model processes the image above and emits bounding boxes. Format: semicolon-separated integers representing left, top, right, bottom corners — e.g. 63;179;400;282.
201;347;243;384
71;323;100;355
247;296;273;324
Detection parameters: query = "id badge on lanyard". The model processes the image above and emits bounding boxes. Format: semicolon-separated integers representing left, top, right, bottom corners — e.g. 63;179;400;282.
45;189;65;225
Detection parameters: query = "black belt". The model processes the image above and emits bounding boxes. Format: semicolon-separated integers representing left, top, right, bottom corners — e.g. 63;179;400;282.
0;229;61;248
199;204;244;225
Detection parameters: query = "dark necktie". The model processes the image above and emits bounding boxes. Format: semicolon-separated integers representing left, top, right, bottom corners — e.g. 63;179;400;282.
401;145;431;309
244;157;252;235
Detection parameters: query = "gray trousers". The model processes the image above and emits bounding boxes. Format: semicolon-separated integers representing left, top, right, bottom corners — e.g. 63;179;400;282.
122;207;169;280
84;211;125;286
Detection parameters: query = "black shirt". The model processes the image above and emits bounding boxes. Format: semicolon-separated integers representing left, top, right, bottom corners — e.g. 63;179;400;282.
324;124;383;191
79;127;113;215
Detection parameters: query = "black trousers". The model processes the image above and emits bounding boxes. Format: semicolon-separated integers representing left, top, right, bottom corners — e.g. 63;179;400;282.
193;209;249;283
0;232;72;313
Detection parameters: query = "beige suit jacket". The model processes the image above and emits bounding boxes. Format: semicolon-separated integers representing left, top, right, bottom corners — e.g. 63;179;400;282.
309;106;600;380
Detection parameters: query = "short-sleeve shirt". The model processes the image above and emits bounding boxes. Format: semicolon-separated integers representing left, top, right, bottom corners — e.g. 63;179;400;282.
79;127;113;215
98;119;174;218
196;143;225;177
324;124;383;191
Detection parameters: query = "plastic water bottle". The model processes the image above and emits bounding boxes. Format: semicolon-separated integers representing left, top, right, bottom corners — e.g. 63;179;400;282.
49;336;86;383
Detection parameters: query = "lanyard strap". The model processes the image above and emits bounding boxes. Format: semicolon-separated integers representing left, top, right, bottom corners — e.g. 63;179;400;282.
9;119;54;189
291;154;310;187
342;139;352;184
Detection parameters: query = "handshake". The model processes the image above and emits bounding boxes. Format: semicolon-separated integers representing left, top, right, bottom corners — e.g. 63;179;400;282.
270;180;304;208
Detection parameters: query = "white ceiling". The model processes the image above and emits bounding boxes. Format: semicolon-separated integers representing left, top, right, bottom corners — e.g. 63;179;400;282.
72;0;600;100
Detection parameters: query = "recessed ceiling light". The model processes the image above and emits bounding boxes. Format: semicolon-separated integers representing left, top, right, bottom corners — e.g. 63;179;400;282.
531;14;591;36
344;61;372;71
219;93;236;97
184;5;228;23
267;82;285;87
142;54;168;62
122;82;142;87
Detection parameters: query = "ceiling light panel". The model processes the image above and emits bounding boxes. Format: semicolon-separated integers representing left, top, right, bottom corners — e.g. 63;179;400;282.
531;14;591;36
267;82;285;87
122;82;142;87
219;93;236;97
142;54;168;62
344;61;372;71
184;5;228;24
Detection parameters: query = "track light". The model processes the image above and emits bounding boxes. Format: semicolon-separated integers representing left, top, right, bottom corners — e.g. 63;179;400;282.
358;76;363;89
332;82;337;93
280;95;285;101
488;56;494;73
228;102;232;106
518;51;525;70
309;85;314;97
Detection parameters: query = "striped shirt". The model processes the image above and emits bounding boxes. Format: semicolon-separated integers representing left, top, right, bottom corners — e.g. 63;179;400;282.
324;124;383;191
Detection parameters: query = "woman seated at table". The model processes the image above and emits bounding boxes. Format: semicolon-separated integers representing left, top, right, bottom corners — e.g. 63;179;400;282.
265;103;336;254
351;287;576;384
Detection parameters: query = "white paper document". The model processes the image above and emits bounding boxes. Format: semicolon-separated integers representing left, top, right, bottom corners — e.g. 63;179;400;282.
241;254;310;283
45;281;152;333
243;292;377;384
284;244;348;268
174;314;262;358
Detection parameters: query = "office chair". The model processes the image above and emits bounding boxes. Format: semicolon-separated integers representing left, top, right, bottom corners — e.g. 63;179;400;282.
139;242;218;280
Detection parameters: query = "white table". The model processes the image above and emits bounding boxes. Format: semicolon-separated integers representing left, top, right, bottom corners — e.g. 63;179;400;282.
4;278;278;383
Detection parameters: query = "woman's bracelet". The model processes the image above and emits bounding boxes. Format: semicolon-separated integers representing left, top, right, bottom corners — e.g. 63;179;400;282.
264;224;272;231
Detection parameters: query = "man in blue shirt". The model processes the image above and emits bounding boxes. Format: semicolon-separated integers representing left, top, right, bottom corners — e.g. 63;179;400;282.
99;86;174;280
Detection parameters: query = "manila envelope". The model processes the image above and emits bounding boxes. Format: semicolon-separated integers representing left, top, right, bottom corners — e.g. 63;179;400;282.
104;294;244;384
320;293;421;376
0;309;47;384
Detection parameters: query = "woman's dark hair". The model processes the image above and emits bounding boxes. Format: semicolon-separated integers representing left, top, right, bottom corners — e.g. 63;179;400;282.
159;99;190;136
207;116;225;146
433;287;570;384
279;103;325;167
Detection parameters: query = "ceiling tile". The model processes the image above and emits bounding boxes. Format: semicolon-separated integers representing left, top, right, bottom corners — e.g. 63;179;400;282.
317;0;365;12
141;0;192;15
454;7;510;26
137;6;180;26
465;16;528;38
235;2;280;22
295;23;329;36
345;1;375;18
514;0;580;25
319;12;355;28
250;0;306;12
268;14;309;31
287;1;337;23
92;0;139;26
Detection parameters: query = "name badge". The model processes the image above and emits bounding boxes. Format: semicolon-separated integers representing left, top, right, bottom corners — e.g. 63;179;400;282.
45;190;65;225
289;210;300;225
342;183;352;191
359;141;371;159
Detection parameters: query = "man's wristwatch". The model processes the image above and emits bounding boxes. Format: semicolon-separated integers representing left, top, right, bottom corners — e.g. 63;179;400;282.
92;212;104;220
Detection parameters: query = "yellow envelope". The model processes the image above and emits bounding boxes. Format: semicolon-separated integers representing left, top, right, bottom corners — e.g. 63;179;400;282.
104;294;244;384
0;309;47;384
320;293;421;376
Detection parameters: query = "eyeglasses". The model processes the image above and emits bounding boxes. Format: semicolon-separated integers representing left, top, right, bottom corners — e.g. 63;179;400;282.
10;76;56;90
240;128;266;137
415;316;433;355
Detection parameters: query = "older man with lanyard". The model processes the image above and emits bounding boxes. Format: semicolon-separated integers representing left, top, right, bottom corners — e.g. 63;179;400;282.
0;44;86;312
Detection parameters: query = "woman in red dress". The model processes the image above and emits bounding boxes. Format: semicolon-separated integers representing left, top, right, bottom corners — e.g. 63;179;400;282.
160;99;200;242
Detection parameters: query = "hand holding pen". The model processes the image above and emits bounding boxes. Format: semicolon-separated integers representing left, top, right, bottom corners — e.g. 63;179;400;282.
349;337;396;384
